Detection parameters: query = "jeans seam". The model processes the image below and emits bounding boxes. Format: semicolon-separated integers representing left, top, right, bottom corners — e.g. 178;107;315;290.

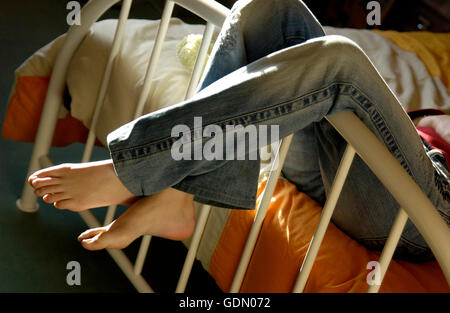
112;94;313;155
360;236;430;252
111;82;341;161
435;171;450;213
348;93;415;179
111;81;415;185
177;183;256;203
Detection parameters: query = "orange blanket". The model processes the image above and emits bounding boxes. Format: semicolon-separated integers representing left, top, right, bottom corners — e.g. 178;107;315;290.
2;76;91;146
210;178;449;293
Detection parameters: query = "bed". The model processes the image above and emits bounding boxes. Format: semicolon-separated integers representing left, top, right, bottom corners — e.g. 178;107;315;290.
3;0;450;293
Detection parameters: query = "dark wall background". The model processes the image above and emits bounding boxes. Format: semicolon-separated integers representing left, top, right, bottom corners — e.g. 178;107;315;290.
219;0;450;32
303;0;450;32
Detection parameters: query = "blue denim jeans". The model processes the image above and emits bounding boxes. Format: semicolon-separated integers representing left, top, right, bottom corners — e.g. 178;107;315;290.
107;0;450;261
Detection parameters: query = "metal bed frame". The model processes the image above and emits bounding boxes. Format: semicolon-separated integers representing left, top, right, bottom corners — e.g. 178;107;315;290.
16;0;450;293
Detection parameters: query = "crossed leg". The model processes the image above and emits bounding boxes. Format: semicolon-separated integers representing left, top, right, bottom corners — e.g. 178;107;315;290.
28;159;135;210
27;0;327;252
28;161;195;250
77;187;195;250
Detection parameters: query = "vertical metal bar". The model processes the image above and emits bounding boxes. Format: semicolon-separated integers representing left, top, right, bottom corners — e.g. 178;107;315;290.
176;204;211;292
78;209;153;292
37;154;151;291
133;0;175;118
175;22;216;293
104;204;117;226
134;235;152;275
78;0;132;249
131;0;176;276
184;22;215;99
17;0;124;213
292;144;356;293
229;136;292;293
81;0;133;163
367;208;408;293
326;111;450;284
73;0;151;288
38;155;55;168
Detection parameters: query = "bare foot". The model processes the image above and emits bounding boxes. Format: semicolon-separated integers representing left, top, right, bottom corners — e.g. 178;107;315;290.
77;188;195;250
28;160;135;211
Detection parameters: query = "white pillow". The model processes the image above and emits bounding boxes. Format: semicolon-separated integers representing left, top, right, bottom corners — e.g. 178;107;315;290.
67;18;207;145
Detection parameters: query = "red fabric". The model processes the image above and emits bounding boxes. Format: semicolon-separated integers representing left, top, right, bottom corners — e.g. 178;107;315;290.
417;127;450;169
408;109;450;169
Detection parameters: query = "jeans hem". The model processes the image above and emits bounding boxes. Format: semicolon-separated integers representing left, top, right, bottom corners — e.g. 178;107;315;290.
358;236;434;263
172;180;256;210
110;155;144;196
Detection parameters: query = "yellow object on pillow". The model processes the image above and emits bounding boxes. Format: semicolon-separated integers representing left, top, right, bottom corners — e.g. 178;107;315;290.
2;19;208;147
176;33;214;73
177;34;203;72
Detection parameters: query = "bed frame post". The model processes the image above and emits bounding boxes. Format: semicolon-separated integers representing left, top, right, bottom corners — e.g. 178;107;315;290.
16;0;123;212
230;137;291;292
367;208;408;293
293;144;355;293
326;111;450;284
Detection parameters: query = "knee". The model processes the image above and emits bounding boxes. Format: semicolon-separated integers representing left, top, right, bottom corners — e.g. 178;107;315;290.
318;35;371;70
322;35;365;59
232;0;318;24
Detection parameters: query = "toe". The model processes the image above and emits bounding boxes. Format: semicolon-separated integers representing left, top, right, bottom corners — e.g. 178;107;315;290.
81;219;135;250
42;193;70;204
80;230;118;251
32;164;71;179
53;199;79;211
28;175;37;186
77;227;106;242
31;177;61;189
28;164;71;186
34;185;63;197
80;233;107;251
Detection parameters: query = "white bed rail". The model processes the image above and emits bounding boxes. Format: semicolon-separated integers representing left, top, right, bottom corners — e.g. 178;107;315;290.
18;0;450;293
17;0;228;293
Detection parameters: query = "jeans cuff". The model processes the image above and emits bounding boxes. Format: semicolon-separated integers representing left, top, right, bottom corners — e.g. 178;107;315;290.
109;154;144;196
173;179;256;210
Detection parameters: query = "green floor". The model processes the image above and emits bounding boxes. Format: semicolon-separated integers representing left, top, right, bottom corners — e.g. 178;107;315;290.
0;0;220;293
